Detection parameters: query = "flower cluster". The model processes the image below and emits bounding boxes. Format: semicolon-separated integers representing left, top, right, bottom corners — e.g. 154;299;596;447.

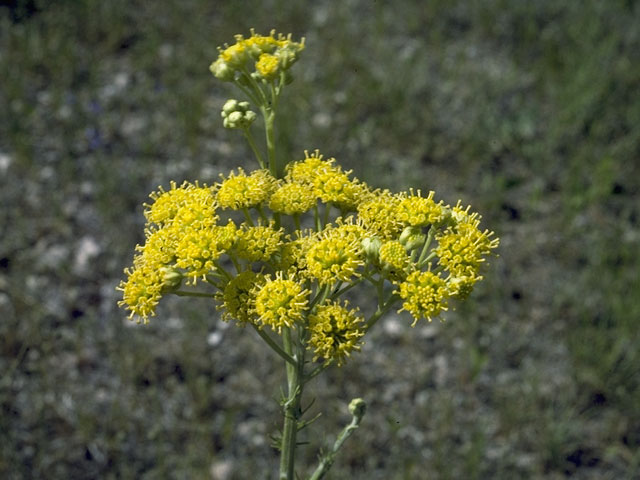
210;29;305;84
118;30;499;369
119;152;498;359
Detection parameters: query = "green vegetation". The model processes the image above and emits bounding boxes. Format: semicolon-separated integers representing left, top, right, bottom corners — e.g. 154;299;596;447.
1;0;638;478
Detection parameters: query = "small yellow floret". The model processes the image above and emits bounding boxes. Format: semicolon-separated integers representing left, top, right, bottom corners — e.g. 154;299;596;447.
313;170;367;210
117;255;166;322
256;53;280;80
436;222;499;278
286;150;336;185
379;240;410;278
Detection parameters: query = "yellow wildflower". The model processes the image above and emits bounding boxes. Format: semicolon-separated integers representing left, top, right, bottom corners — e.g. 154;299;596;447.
397;270;449;324
276;230;317;274
285;150;336;185
357;189;403;239
219;41;248;67
256;53;280;80
379;240;410;280
305;225;364;285
117;255;167;322
313;169;367;211
137;225;178;266
307;301;364;366
234;224;283;262
175;221;237;281
217;168;277;210
436;220;499;278
218;270;266;324
269;182;317;215
395;189;446;227
210;30;304;81
144;181;217;229
253;274;310;331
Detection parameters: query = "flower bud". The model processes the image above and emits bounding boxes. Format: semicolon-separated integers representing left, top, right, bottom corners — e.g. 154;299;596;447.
209;59;234;82
277;45;300;70
221;99;257;129
222;99;239;116
348;398;366;421
160;266;183;293
447;275;478;299
361;236;381;262
399;226;425;251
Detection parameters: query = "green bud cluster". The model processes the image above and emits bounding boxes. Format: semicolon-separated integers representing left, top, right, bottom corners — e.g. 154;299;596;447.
221;99;257;129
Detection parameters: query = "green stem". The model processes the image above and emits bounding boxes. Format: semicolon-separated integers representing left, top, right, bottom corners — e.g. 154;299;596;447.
233;76;263;107
329;278;363;300
256;205;269;224
309;399;366;480
365;295;398;331
264;107;278;177
251;323;296;367
279;327;304;480
417;226;435;264
323;202;331;228
243;128;266;169
212;261;234;282
174;290;214;298
242;207;255;226
314;204;321;231
309;284;331;312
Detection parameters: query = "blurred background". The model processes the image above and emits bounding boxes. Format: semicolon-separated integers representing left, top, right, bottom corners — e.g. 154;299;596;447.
1;0;639;478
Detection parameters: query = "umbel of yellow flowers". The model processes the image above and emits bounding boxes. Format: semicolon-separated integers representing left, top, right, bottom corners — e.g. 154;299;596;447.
118;30;499;368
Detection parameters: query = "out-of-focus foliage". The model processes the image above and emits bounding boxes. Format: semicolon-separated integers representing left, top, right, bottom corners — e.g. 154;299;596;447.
1;0;638;478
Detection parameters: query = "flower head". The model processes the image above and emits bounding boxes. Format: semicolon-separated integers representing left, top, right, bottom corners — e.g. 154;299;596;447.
253;274;310;331
305;224;364;285
313;169;367;211
285;149;336;185
397;270;449;324
276;230;317;274
436;209;499;278
379;240;411;280
269;181;317;215
117;255;170;322
395;189;446;227
307;301;364;366
210;30;304;83
256;53;280;80
221;99;257;129
218;270;266;324
357;189;403;239
234;224;283;262
137;225;178;266
144;181;217;229
175;221;237;281
217;168;277;210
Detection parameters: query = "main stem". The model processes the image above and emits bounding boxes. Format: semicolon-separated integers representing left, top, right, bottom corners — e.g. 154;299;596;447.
279;327;304;479
264;107;278;177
